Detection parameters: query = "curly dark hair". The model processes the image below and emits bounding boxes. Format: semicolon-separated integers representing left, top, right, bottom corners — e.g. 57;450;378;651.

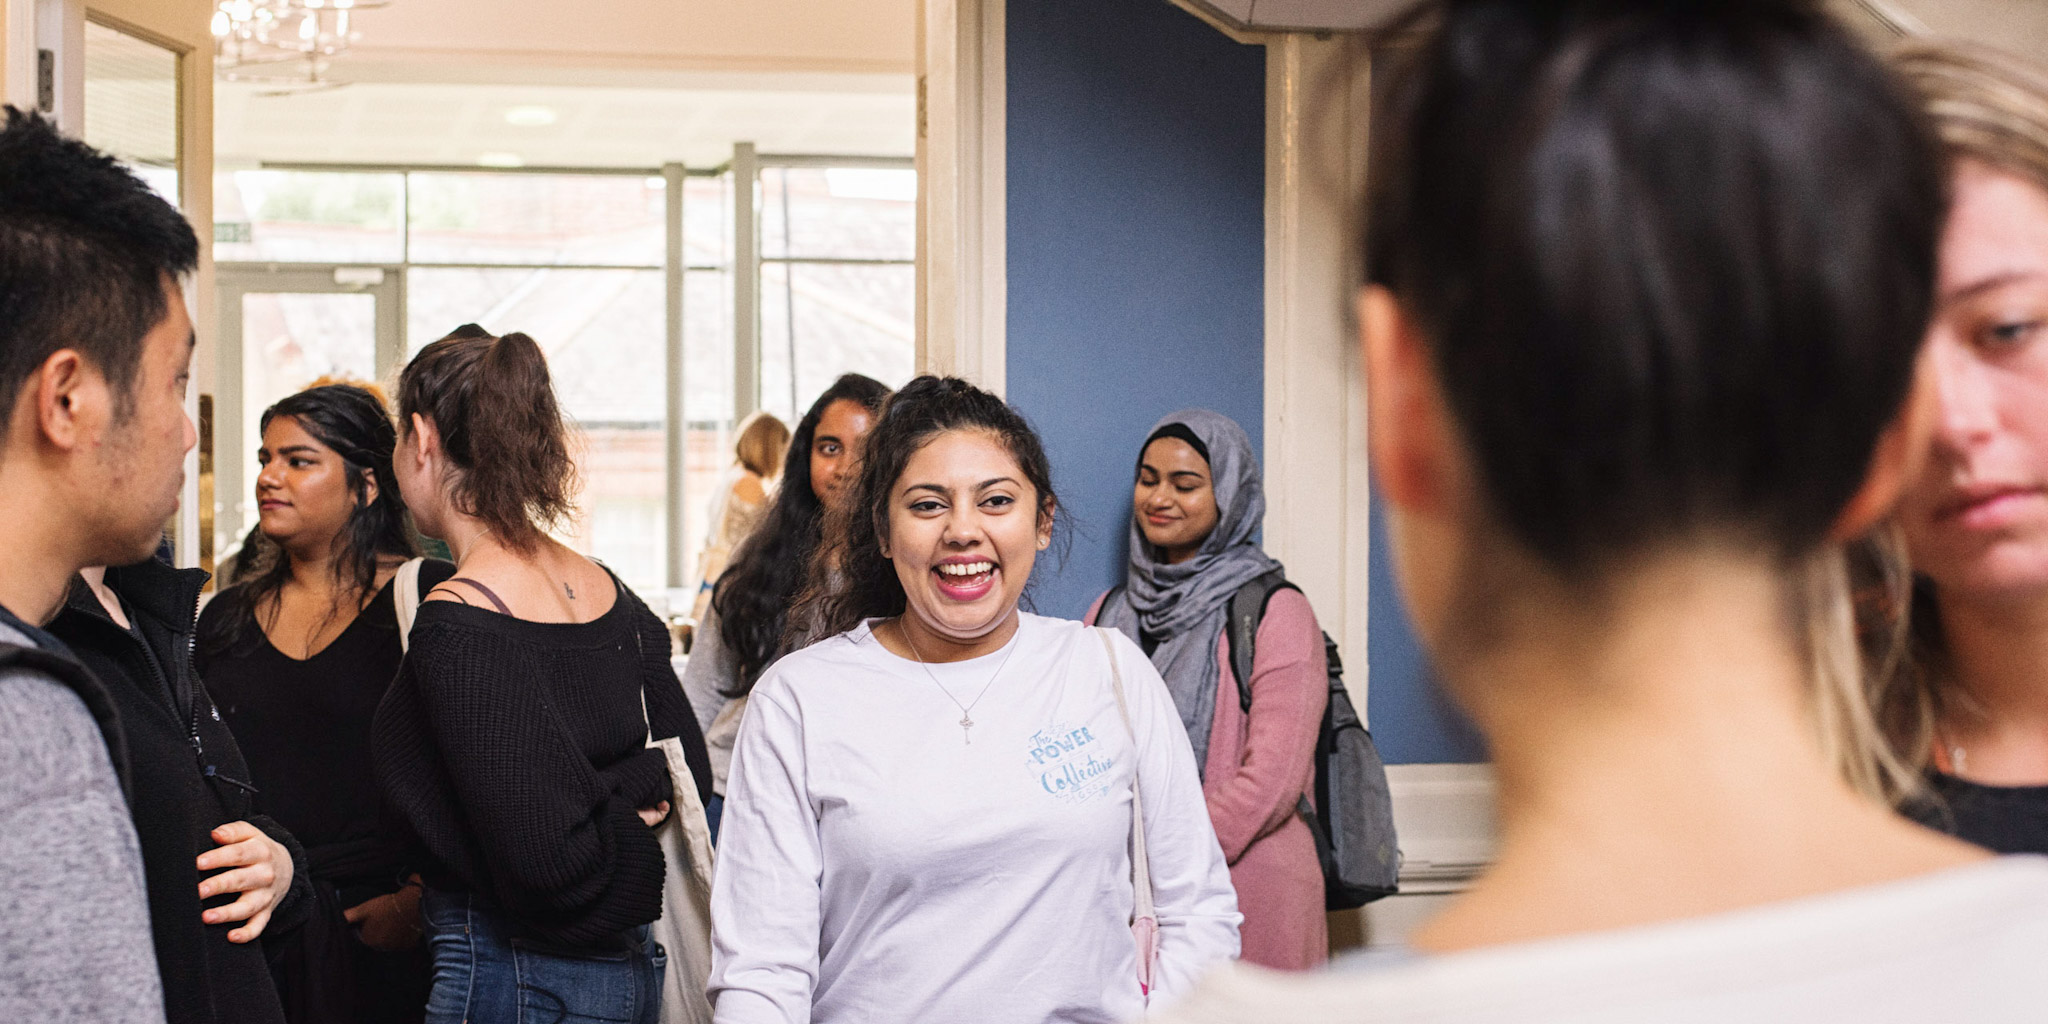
798;375;1061;642
204;384;419;656
712;373;892;695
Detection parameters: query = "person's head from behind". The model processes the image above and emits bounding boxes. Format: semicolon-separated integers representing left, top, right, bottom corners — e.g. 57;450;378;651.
0;108;199;566
733;410;792;481
254;384;415;584
711;373;890;689
1891;43;2048;612
815;376;1057;649
394;323;574;549
1361;0;1943;689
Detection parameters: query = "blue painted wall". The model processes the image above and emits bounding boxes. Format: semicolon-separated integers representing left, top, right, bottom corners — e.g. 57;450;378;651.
1006;0;1267;621
1367;499;1490;763
1003;0;1484;763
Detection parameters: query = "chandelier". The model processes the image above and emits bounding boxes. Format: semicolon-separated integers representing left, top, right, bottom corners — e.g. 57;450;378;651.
211;0;390;87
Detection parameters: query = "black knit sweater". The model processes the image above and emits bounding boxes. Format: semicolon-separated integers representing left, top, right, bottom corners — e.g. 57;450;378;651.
372;576;708;947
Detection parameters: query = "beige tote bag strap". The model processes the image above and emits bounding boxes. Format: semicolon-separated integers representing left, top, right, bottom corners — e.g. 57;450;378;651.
393;557;425;654
1098;629;1157;933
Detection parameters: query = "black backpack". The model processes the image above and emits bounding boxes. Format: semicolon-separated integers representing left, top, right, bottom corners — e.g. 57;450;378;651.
1107;572;1401;910
1223;571;1399;909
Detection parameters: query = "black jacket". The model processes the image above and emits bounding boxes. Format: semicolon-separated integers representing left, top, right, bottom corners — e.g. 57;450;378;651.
48;559;312;1024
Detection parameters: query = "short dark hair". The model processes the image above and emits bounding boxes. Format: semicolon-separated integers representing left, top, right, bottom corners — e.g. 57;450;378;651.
1366;0;1944;573
397;324;575;550
0;107;198;422
800;375;1061;641
713;373;892;694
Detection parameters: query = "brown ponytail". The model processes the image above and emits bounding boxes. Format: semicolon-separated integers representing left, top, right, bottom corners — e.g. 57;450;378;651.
398;324;577;550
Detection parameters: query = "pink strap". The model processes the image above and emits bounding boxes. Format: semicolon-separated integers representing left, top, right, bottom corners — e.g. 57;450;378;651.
441;577;512;615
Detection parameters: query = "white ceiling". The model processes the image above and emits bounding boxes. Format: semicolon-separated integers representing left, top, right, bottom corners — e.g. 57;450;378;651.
339;0;913;78
216;0;916;170
215;77;916;169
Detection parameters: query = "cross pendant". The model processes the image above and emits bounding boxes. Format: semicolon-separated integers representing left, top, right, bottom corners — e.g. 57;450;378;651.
960;714;974;745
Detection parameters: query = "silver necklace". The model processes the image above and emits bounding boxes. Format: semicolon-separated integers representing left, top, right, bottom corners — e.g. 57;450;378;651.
897;619;1020;745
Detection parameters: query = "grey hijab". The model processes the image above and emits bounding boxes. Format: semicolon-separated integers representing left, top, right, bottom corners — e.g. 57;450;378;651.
1099;409;1279;776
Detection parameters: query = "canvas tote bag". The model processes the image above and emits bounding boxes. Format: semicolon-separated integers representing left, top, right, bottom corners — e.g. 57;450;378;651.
643;711;716;1024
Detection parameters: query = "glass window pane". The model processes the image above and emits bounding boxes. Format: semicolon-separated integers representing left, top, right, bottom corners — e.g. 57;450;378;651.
759;167;915;261
215;170;405;263
683;269;733;425
404;266;666;592
679;266;734;592
759;262;914;426
407;172;664;267
84;22;180;207
684;174;731;270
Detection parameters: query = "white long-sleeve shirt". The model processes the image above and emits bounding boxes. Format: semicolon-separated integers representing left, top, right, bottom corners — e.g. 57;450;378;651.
710;613;1241;1024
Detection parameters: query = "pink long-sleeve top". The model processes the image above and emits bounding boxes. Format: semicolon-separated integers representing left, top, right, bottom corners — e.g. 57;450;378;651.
1089;587;1330;969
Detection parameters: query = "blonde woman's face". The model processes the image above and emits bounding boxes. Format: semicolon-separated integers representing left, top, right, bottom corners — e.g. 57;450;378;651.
1899;160;2048;602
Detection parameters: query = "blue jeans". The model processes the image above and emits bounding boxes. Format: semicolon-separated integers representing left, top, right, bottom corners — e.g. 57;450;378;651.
421;888;665;1024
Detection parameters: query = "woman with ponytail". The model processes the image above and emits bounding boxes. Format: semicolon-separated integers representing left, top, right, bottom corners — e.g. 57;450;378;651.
1152;1;2046;1021
196;383;451;1024
373;325;711;1024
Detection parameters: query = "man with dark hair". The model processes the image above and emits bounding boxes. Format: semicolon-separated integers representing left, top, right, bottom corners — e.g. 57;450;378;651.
0;106;199;1022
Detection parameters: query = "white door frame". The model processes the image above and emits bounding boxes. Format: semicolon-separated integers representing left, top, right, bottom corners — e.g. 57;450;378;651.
915;0;1007;395
214;264;404;558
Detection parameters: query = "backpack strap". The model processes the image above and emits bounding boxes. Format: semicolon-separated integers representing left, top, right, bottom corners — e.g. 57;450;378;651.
1225;569;1297;713
1101;584;1125;624
0;641;132;798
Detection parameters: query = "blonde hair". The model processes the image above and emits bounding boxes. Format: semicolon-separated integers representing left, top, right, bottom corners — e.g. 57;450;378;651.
1893;39;2048;193
1806;536;1922;805
301;374;391;411
1822;41;2048;805
732;410;791;479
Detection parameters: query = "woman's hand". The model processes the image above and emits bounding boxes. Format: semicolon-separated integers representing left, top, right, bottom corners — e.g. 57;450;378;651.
344;885;423;952
637;800;672;828
196;821;296;943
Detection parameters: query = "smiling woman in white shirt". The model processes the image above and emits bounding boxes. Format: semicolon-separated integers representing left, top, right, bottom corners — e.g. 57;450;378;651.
707;375;1241;1024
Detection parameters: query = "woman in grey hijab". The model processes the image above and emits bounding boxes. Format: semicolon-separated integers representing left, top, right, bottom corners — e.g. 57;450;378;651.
1089;409;1332;969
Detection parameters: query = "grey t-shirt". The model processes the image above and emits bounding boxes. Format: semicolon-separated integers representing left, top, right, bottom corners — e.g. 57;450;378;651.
0;617;166;1023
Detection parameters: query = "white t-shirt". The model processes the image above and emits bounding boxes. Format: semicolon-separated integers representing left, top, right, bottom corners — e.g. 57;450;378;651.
1148;856;2048;1024
709;613;1241;1024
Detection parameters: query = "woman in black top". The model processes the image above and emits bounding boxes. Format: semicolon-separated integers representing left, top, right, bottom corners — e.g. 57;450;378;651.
196;384;446;1024
374;324;708;1024
1849;43;2048;855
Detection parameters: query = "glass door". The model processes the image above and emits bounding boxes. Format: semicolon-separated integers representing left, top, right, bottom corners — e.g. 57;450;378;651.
215;266;402;563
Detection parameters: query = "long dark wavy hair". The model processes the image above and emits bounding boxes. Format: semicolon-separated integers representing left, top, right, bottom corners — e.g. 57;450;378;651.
712;373;892;695
800;375;1062;641
205;384;418;654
